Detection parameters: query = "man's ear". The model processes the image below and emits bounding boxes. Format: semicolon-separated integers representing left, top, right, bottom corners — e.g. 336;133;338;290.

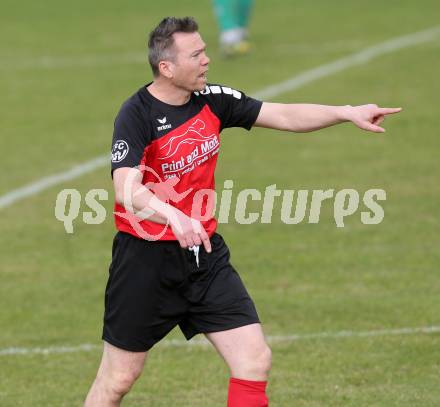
158;60;174;79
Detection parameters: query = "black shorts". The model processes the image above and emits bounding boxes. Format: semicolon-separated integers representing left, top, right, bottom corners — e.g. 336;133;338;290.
102;232;260;352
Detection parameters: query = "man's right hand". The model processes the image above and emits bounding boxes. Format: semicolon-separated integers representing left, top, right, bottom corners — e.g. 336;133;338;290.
169;210;212;253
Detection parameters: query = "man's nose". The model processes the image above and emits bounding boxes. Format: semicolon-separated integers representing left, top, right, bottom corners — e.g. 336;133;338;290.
202;54;210;65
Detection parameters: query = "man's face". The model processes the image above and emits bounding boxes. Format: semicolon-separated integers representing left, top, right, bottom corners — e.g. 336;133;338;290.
167;31;210;92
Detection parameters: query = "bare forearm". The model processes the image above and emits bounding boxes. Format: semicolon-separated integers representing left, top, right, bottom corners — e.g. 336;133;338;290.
284;103;351;132
115;182;177;225
112;167;212;251
261;103;351;132
255;102;402;133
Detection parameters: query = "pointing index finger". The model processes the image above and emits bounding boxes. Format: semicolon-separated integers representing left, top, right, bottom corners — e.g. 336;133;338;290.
378;107;403;115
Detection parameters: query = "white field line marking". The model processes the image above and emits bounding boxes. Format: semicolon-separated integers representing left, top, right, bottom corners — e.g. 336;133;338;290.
254;25;440;100
4;40;364;71
0;25;439;211
2;52;148;71
0;156;109;209
1;326;439;356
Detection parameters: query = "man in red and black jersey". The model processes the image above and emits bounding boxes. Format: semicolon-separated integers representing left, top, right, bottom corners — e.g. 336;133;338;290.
84;17;401;407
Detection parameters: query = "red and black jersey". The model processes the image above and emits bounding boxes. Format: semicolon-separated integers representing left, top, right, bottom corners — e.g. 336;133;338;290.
111;83;262;240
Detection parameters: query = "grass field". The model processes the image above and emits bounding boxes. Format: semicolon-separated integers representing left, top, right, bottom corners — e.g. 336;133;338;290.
1;1;440;406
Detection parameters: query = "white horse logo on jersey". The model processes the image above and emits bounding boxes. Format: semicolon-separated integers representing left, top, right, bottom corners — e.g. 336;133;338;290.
159;119;217;160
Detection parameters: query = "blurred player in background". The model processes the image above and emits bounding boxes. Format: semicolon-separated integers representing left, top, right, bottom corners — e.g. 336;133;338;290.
213;0;254;56
84;16;401;407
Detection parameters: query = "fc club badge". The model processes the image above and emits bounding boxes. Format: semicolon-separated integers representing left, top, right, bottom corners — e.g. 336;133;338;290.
112;140;129;163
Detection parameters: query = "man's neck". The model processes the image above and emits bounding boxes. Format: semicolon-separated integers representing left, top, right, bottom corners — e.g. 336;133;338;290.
147;80;192;106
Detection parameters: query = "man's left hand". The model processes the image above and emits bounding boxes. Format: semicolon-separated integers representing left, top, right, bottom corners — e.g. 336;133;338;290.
347;104;402;133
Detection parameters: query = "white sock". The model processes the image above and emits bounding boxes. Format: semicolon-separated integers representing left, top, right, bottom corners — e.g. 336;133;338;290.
220;28;247;45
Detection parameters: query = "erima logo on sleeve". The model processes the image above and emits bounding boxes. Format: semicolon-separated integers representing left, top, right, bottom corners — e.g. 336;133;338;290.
111;140;129;163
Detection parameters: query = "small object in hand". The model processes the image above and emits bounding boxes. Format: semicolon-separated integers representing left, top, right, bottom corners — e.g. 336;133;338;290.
189;245;200;268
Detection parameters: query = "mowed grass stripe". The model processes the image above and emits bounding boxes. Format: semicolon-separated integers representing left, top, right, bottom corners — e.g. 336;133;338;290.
0;24;439;210
1;325;439;356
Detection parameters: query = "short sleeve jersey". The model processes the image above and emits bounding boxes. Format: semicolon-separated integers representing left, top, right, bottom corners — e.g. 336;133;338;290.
111;83;262;240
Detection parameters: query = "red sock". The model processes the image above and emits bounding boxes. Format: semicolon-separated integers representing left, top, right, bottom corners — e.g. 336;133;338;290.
227;377;269;407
